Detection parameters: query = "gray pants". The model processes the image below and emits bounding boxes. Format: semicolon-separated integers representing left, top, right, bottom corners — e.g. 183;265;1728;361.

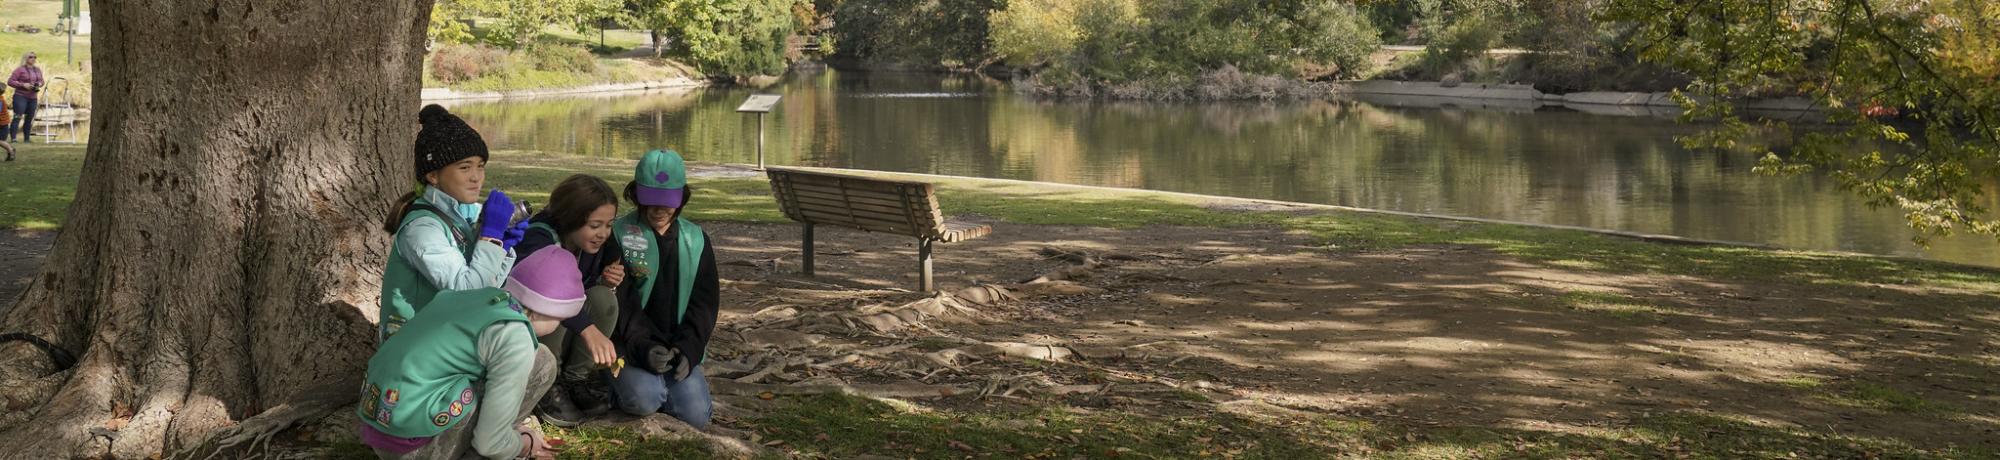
376;345;557;460
537;286;621;382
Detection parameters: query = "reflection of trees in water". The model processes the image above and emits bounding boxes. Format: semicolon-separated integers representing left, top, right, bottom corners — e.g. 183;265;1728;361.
447;90;705;158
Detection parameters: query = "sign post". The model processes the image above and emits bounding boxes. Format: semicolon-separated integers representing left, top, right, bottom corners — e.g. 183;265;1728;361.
735;94;781;170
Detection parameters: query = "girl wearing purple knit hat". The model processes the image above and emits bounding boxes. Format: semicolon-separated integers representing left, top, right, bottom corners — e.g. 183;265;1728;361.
356;246;588;460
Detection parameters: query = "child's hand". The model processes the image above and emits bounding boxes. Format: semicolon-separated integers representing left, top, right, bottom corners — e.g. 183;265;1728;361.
646;345;681;375
477;190;516;242
600;261;626;288
580;326;618;367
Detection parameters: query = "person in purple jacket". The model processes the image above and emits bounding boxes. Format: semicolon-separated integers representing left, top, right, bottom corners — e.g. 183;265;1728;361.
6;52;42;144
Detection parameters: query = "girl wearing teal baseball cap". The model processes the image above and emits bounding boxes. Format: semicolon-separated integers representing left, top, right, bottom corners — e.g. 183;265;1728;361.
604;149;720;427
376;104;534;341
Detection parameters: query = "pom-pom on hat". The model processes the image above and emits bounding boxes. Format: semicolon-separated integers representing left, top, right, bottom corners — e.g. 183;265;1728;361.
414;104;490;182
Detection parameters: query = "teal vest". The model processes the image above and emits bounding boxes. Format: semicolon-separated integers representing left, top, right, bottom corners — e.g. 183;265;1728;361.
612;213;704;324
378;197;477;340
358;288;532;438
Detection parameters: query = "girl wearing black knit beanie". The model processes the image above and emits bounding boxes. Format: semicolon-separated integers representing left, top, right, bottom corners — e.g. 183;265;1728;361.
375;104;534;341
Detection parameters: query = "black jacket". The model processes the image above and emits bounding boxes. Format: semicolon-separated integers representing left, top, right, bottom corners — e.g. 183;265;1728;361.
611;220;719;373
515;213;621;333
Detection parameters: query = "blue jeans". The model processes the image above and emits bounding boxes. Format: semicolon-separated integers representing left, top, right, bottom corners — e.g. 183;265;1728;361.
8;94;34;142
610;363;712;428
9;95;34;142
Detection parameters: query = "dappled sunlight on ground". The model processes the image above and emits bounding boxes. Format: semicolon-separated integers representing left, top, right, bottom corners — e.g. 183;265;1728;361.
692;218;2000;453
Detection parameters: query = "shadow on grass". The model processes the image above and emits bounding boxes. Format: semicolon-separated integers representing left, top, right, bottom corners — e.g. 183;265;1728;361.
750;393;1990;460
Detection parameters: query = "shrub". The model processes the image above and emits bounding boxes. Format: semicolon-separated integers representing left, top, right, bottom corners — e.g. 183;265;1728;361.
527;44;598;73
429;44;511;84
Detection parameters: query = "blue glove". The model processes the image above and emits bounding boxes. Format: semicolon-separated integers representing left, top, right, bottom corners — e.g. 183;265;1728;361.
478;189;516;242
501;219;531;251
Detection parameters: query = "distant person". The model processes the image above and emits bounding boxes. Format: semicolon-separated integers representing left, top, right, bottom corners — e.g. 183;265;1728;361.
1;87;13;161
6;52;41;144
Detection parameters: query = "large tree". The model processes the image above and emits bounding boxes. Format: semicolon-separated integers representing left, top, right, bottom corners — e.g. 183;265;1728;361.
0;0;434;457
1606;0;2000;243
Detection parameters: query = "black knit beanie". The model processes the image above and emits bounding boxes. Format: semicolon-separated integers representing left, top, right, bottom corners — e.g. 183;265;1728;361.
414;104;489;181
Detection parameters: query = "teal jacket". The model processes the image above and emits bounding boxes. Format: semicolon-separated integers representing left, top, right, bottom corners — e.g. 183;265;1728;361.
378;186;514;340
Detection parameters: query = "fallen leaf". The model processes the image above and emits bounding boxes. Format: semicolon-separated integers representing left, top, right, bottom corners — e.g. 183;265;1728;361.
949;440;975;452
607;439;624;446
546;437;566;448
759;392;777;400
815;433;830;442
765;439;786;447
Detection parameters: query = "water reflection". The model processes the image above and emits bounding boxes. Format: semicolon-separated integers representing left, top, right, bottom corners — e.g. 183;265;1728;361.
440;70;2000;267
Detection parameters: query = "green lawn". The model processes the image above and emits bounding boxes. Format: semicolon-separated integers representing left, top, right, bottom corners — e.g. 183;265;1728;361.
10;145;2000;295
730;393;1987;460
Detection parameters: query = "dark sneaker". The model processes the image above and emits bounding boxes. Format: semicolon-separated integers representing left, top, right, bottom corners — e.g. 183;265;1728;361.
535;383;583;428
573;378;614;416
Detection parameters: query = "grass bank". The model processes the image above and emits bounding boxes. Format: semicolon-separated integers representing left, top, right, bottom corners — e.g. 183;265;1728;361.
421;20;705;94
11;145;1999;295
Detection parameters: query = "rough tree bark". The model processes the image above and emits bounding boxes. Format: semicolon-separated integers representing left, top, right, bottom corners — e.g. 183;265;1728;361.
0;1;435;457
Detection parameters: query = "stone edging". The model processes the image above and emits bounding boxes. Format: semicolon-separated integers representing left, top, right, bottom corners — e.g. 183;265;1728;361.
419;78;710;101
1334;80;1818;112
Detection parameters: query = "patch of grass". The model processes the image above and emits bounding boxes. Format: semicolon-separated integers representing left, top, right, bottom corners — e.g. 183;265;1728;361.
317;440;376;460
0;143;84;230
1823;383;1955;414
738;393;1988;459
1556;291;1672;320
1776;376;1825;390
539;423;719;459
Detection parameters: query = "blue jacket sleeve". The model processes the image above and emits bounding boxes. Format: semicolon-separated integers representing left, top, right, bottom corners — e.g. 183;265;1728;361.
396;216;514;291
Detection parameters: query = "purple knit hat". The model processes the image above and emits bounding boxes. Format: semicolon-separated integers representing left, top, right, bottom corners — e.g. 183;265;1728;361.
503;247;586;318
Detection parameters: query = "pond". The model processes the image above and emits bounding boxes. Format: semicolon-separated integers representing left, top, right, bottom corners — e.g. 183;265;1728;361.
440;69;2000;267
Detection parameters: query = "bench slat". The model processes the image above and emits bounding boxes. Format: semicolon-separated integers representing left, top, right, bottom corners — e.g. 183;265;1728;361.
783;182;926;207
795;209;923;235
780;172;924;194
787;187;936;214
938;220;992;243
785;193;926;218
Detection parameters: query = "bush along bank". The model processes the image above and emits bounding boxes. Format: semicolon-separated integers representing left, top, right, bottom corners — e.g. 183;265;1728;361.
422;43;708;94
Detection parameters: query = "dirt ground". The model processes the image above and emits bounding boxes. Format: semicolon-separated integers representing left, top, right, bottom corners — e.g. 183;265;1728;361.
694;219;1999;452
3;218;1996;453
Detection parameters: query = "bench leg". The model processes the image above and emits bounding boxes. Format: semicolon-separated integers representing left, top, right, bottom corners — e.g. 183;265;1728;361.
918;237;934;292
801;224;815;277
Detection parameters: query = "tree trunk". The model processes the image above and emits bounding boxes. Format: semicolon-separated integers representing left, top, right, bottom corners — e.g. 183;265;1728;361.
0;1;434;457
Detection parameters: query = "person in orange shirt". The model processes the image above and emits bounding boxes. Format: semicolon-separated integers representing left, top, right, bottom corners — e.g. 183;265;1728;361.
0;87;14;161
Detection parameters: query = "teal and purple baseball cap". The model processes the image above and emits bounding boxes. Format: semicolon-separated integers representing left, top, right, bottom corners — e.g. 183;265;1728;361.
634;149;688;207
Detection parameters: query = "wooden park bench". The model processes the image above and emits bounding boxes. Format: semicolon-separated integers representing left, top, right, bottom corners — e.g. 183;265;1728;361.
765;168;993;292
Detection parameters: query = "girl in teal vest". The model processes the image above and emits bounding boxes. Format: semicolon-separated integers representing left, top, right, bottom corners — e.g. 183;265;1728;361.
377;105;533;341
607;149;720;428
357;246;587;460
516;174;628;426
